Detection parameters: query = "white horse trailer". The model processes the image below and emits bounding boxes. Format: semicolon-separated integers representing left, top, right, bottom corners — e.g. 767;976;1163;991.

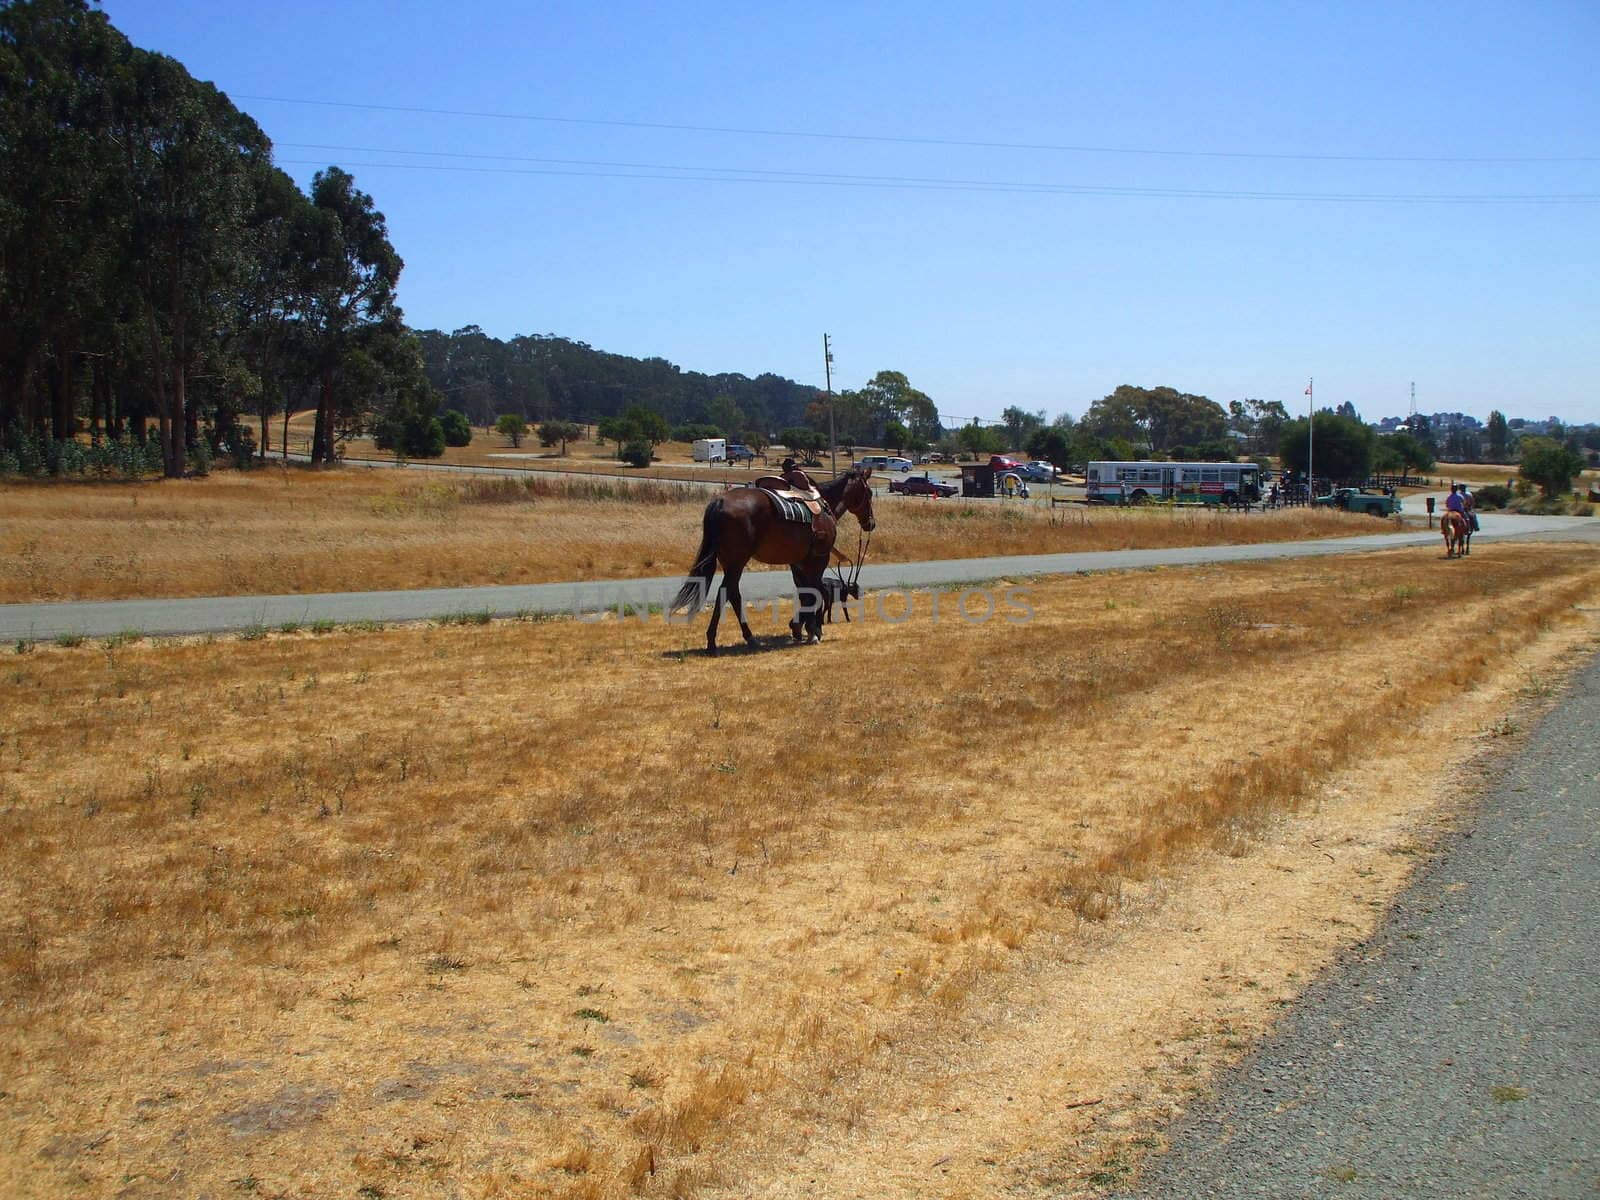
692;438;726;463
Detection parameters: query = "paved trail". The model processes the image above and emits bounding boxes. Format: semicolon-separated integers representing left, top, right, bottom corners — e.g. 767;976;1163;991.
2;513;1593;641
1118;654;1600;1199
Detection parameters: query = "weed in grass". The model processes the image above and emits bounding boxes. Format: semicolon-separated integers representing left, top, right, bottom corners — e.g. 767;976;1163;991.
344;620;382;634
1491;1085;1528;1103
54;632;84;648
13;639;31;654
277;621;301;635
238;624;267;642
627;1068;661;1090
1087;1155;1131;1187
570;1046;595;1059
434;610;492;627
426;953;467;974
574;1008;609;1023
1326;1164;1360;1183
1518;669;1554;699
103;629;144;648
309;619;335;634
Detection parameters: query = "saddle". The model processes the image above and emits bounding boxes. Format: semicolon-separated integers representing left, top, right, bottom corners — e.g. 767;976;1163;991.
750;474;824;524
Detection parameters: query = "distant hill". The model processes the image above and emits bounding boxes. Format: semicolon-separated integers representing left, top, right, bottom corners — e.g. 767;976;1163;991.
416;326;820;434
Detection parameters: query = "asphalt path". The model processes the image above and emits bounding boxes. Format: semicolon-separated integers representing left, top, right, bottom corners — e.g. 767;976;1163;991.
1117;652;1600;1199
3;509;1592;641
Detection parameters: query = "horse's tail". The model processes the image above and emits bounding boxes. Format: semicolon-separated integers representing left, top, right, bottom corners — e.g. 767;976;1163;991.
670;498;723;615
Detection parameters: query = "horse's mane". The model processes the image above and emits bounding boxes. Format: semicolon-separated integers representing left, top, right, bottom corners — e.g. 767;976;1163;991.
819;467;868;496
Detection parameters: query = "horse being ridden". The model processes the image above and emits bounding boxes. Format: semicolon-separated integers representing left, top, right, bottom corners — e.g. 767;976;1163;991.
1441;509;1471;558
670;468;876;653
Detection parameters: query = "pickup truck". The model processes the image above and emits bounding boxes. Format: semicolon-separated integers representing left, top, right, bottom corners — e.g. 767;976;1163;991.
1314;487;1402;517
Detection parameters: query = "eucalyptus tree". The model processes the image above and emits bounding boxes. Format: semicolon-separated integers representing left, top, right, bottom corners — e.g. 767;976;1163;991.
0;0;126;439
112;47;271;475
296;166;403;463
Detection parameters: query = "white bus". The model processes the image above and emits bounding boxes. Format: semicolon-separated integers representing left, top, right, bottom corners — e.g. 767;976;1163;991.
1086;460;1262;507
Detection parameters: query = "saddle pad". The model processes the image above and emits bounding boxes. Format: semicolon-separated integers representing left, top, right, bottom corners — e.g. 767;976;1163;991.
757;487;818;525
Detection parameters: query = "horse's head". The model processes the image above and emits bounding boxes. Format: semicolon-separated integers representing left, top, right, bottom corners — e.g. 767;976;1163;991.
844;467;877;531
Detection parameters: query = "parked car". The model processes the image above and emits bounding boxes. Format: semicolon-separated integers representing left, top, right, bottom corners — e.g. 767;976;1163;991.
1019;461;1056;482
1313;487;1402;517
989;455;1023;473
886;456;913;472
888;473;959;497
725;443;757;463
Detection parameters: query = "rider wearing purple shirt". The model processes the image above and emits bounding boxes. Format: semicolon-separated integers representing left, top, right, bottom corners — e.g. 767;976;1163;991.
1445;484;1465;515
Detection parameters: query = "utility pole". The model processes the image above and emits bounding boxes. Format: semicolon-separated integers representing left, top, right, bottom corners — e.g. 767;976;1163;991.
1306;377;1315;500
823;333;835;476
1410;381;1416;420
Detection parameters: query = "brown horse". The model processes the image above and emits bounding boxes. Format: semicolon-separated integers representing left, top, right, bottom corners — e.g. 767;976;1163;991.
1441;509;1470;558
670;469;876;653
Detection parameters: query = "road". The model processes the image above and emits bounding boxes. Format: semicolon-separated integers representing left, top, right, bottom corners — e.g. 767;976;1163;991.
2;510;1592;641
1117;652;1600;1199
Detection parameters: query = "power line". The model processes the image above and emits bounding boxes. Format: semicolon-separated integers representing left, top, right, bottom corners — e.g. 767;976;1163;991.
274;157;1600;204
239;94;1599;165
273;141;1600;201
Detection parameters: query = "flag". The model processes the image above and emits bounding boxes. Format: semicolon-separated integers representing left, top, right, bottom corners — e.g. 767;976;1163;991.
1304;383;1313;396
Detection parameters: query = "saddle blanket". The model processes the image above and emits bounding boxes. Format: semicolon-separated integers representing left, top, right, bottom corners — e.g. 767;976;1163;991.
757;487;820;525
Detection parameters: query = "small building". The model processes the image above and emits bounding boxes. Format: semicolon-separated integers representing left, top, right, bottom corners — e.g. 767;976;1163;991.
959;463;995;498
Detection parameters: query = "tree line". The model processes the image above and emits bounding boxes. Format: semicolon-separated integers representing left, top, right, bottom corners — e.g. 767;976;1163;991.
4;4;1586;488
1;0;424;475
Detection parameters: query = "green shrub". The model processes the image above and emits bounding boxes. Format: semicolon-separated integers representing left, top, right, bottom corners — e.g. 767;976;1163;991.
495;413;527;447
187;436;213;477
1474;484;1512;510
620;438;655;468
222;424;257;468
440;409;473;447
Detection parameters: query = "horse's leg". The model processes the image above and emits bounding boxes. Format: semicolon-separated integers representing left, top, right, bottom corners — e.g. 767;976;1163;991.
723;563;757;646
789;565;807;640
705;581;726;654
796;564;826;643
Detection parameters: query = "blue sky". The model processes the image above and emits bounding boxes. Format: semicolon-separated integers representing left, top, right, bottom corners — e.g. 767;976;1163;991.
108;1;1598;425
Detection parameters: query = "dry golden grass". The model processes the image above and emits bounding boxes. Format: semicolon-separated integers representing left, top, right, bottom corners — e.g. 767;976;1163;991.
1446;462;1600;492
0;467;1377;603
3;543;1597;1198
281;410;810;484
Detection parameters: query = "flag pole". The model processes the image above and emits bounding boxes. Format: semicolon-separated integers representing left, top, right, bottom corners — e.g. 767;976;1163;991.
1306;377;1314;500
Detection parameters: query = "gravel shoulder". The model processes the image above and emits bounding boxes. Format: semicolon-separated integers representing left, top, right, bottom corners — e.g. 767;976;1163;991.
1116;652;1600;1199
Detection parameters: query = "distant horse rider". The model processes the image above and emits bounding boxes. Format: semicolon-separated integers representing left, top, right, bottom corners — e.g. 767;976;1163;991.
1445;482;1471;541
780;456;815;494
1461;483;1479;532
